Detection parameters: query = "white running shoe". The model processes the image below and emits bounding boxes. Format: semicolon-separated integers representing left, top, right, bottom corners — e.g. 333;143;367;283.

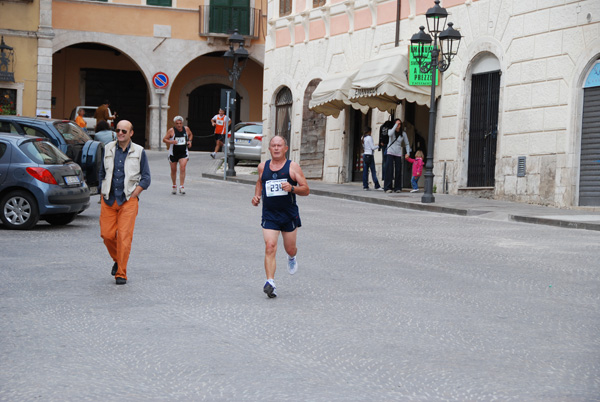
410;189;418;193
179;186;185;195
263;280;277;298
287;255;298;275
210;152;216;159
171;186;177;195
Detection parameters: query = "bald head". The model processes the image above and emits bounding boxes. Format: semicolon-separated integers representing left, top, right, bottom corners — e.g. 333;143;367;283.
116;120;134;148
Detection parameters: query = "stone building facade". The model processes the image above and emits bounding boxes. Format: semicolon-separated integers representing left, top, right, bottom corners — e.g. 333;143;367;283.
0;0;53;117
3;0;267;150
262;0;600;208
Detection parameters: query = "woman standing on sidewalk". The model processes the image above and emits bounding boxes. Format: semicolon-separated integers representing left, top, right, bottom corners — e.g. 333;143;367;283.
384;119;411;193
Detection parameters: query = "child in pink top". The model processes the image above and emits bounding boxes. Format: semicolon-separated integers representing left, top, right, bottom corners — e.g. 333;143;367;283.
405;150;424;193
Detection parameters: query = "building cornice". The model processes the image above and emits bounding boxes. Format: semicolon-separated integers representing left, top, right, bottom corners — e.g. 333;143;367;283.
0;28;54;39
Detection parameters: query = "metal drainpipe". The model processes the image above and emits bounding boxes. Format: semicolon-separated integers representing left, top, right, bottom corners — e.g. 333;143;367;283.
443;161;447;194
395;0;401;47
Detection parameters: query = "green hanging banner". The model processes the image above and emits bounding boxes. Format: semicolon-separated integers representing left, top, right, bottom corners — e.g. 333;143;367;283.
408;45;439;86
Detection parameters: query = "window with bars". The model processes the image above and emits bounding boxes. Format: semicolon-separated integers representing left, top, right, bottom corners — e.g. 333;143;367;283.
279;0;292;16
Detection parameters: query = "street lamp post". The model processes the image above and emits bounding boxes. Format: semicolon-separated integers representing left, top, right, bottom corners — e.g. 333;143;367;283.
410;0;461;203
223;29;249;177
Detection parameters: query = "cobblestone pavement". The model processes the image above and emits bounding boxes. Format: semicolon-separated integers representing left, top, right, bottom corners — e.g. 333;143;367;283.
1;151;599;401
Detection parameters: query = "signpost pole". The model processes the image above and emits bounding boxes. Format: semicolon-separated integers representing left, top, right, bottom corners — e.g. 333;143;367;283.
152;72;169;152
224;91;231;180
158;93;162;151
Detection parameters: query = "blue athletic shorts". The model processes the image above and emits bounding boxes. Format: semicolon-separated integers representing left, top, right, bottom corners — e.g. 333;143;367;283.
262;216;302;232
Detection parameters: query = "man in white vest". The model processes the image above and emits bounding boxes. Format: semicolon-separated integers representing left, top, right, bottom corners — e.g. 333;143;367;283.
99;120;151;285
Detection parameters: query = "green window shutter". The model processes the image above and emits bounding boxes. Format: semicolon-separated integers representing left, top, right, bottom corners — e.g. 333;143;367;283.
209;0;250;35
147;0;172;7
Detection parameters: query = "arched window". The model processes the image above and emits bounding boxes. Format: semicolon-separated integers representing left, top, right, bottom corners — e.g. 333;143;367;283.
467;54;501;187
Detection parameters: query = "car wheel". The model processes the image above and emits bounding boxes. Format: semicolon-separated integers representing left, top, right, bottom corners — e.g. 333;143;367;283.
44;212;78;226
0;190;40;230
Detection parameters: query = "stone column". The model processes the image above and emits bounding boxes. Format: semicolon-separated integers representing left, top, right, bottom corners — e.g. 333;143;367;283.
37;0;54;114
148;91;170;150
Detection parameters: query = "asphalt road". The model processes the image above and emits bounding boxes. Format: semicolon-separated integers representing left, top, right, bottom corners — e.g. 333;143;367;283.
1;152;599;401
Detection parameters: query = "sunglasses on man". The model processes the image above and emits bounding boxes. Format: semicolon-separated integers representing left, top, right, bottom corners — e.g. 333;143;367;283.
115;129;129;134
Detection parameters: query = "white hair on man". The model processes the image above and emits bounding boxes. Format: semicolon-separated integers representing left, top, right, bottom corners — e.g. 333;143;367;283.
173;116;184;123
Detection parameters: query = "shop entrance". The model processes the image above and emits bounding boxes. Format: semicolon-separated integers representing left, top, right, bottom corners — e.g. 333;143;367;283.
350;108;370;182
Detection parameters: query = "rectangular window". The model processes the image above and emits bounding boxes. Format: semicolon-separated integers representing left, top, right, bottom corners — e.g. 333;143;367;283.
313;0;325;7
147;0;172;6
279;0;292;16
0;89;17;116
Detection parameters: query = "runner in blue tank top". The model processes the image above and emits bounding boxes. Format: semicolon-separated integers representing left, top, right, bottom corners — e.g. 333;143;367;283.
252;135;310;298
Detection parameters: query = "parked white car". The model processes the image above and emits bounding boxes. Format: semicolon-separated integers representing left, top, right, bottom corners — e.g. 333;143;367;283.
69;106;115;132
226;122;263;162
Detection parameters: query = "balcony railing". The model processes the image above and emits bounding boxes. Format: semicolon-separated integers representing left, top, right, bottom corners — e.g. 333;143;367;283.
198;5;263;39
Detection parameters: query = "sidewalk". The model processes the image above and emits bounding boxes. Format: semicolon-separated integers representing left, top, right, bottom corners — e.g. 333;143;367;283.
156;151;600;231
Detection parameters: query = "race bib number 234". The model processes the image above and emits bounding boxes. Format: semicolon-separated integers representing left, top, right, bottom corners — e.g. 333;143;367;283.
265;179;288;197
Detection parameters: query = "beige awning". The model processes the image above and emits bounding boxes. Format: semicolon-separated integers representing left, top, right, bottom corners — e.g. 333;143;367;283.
309;70;370;118
348;46;438;111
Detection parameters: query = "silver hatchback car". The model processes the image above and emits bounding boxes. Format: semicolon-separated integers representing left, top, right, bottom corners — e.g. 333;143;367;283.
227;122;263;162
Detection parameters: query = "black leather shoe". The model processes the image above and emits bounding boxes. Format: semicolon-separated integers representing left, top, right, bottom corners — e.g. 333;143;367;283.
115;277;126;285
111;262;118;276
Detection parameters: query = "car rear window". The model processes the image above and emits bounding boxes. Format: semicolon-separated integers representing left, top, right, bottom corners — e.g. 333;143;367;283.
21;125;51;140
0;121;19;134
235;124;262;134
81;108;96;118
53;121;91;144
20;140;71;165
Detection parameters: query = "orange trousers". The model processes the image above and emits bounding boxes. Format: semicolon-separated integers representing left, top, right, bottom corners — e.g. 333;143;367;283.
100;197;139;280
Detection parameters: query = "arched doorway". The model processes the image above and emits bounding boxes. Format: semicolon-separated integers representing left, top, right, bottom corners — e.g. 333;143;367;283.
52;43;149;147
467;54;501;187
579;60;600;206
187;83;240;152
275;87;292;158
300;79;326;179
